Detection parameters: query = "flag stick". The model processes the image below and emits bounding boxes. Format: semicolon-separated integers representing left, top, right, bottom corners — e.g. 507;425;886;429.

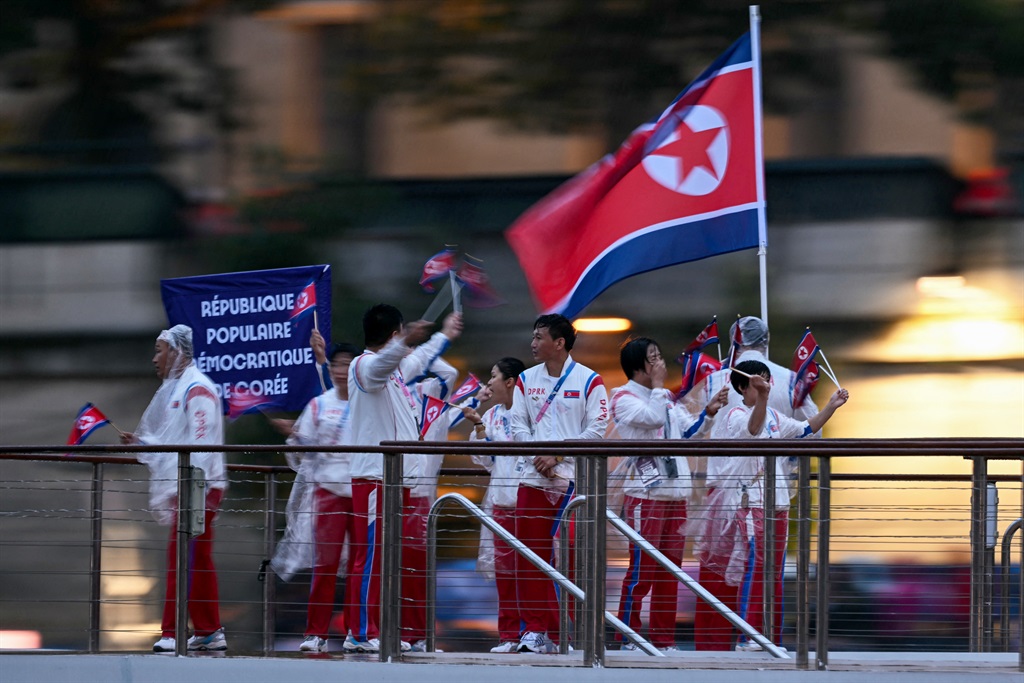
729;366;755;380
714;315;722;363
421;278;454;322
750;5;769;329
817;349;841;388
106;419;127;438
313;309;319;332
450;269;462;315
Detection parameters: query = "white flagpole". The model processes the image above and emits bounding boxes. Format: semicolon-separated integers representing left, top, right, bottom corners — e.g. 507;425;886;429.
421;278;454;322
450;269;462;315
714;315;723;363
750;5;769;327
817;348;842;389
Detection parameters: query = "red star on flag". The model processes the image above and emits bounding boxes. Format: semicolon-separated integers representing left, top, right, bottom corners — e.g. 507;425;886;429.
654;124;723;182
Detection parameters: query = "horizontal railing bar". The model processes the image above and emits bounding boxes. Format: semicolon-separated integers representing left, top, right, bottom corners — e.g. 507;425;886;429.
2;437;1022;457
1;453;1021;482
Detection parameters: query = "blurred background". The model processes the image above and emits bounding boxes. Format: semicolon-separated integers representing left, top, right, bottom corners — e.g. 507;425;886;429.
0;0;1021;653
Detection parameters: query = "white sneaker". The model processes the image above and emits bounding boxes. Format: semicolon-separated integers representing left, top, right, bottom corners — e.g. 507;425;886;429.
343;634;380;653
400;640;412;652
153;636;175;653
187;628;227;651
490;641;518;653
516;631;557;654
620;642;639;652
659;645;682;653
736;640;787;653
408;639;442;653
299;635;328;653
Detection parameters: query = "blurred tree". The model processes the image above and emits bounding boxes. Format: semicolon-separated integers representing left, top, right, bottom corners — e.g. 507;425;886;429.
0;0;273;169
364;0;1023;149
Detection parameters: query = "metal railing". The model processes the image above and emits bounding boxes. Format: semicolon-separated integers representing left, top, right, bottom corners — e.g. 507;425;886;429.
0;438;1021;671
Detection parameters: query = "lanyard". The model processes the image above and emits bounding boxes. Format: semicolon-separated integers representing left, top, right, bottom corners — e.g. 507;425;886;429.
534;361;576;423
394;371;419;424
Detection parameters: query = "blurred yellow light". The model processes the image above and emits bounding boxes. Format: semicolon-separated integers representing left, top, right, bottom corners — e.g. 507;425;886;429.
573;317;632;333
848;272;1024;362
916;275;967;296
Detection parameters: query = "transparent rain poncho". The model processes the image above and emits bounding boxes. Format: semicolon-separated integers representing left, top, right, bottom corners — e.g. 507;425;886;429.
135;325;226;525
691;485;751;586
269;452;318;581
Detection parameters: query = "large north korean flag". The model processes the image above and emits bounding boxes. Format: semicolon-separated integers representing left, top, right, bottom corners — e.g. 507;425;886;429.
507;33;765;319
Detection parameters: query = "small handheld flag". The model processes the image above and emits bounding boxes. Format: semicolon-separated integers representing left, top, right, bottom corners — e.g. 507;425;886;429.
678;317;720;362
791;329;820;376
790;358;820;409
67;403;112;445
789;328;842;407
419;395;450;439
449;374;482;404
455;255;504;308
290;280;317;320
420;247;459;293
228;386;275;420
726;316;744;368
679;352;722;398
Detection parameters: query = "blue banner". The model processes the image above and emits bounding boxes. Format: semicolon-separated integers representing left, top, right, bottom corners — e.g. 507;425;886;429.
161;265;332;414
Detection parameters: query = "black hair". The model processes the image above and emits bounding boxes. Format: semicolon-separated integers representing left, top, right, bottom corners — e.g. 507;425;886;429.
363;304;404;347
730;359;771;393
534;314;577;351
494;356;526;381
619;337;658;379
328;342;360;364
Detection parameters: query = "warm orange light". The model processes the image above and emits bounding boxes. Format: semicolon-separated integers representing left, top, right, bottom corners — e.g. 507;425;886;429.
915;275;966;296
573;317;633;333
0;631;42;650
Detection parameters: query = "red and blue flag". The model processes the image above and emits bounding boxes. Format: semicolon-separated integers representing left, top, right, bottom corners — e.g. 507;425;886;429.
67;403;111;445
679;352;722;398
790;329;822;408
227;386;274;420
455;256;504;308
680;318;720;360
449;374;482;404
419;395;450;439
506;33;764;318
790;358;820;409
726;317;745;369
420;248;459;293
290;280;317;320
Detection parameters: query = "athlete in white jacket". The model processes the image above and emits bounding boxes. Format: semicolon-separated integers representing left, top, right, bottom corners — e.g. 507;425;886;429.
692;316;820;651
344;305;462;652
609;337;728;651
276;342;360;653
508;314;607;654
464;357;527;653
124;325;227;653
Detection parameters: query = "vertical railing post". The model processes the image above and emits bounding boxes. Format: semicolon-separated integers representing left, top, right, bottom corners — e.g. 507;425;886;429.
175;451;193;657
814;455;830;670
764;454;777;647
582;454;607;667
970;456;987;651
983;482;998;651
1018;458;1023;673
573;457;590;656
559;496;586;654
89;462;104;653
261;472;278;655
795;454;811;669
425;490;440;652
379;450;404;661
